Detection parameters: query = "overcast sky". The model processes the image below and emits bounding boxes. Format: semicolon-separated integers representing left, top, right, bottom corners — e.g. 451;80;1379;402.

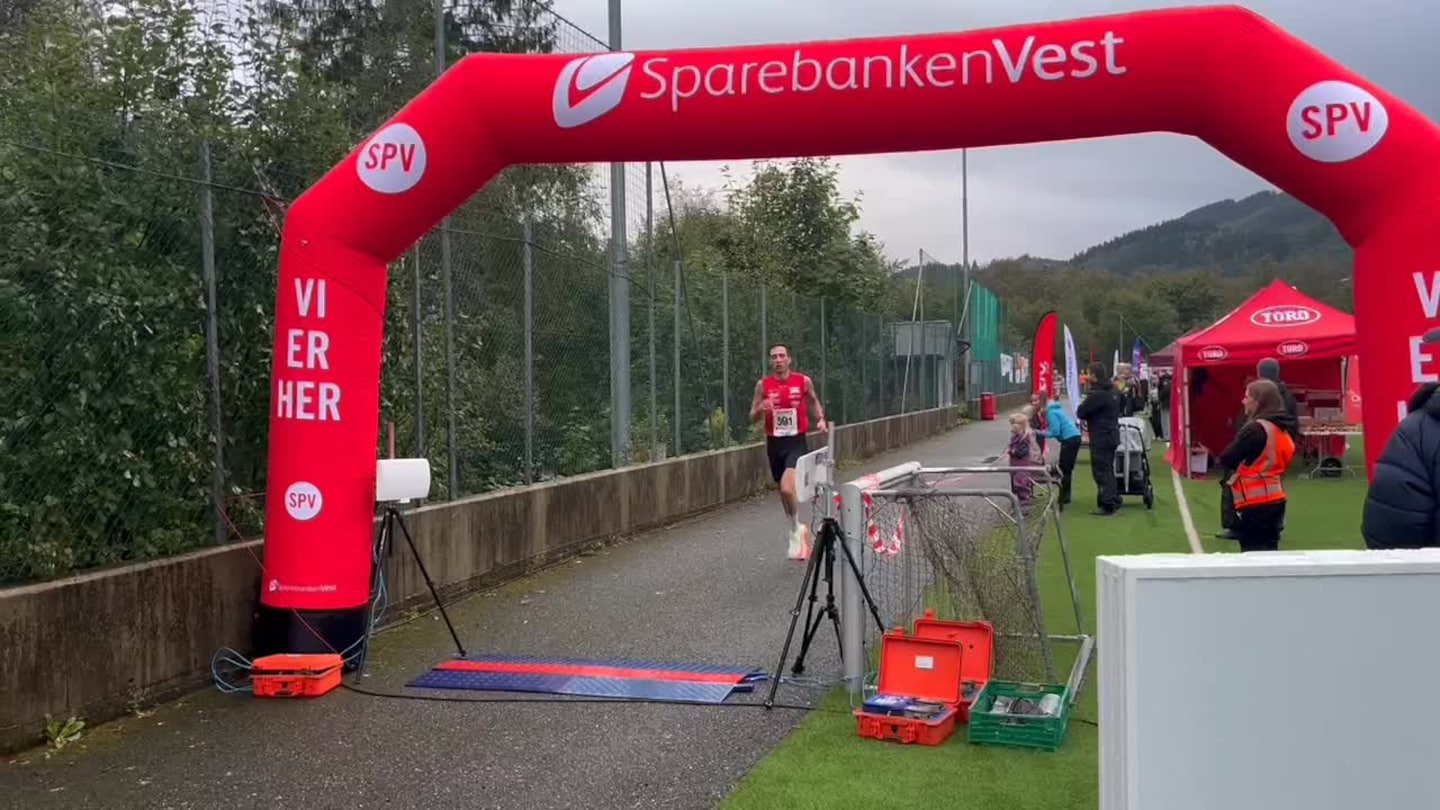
547;0;1440;265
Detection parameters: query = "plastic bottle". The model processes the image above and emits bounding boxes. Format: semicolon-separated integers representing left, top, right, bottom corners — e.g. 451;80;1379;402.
1039;693;1061;716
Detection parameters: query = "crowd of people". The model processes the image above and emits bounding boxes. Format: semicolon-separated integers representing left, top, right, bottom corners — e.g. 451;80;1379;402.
1005;358;1301;552
747;334;1440;562
1006;361;1147;518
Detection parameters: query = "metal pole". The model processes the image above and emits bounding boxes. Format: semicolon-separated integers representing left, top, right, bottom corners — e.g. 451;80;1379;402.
436;0;457;497
952;265;959;407
759;285;768;373
878;317;886;416
412;248;424;462
608;0;631;467
839;479;865;695
673;260;682;454
433;0;445;73
918;263;925;408
198;140;225;545
646;162;657;459
441;234;456;496
820;298;827;406
523;220;535;484
722;269;730;445
860;316;868;420
901;255;923;414
961;148;971;406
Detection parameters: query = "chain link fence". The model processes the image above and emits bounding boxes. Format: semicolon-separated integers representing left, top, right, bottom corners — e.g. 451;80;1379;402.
0;0;1033;585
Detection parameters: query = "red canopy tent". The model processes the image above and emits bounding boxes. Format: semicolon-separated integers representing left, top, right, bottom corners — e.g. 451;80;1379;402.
1149;340;1179;369
1149;328;1202;371
1165;280;1356;476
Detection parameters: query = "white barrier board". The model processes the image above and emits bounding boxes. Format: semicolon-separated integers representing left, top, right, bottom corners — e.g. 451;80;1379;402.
1098;549;1440;810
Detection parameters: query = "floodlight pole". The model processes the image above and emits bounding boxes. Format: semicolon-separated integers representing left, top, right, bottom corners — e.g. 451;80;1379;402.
608;0;632;468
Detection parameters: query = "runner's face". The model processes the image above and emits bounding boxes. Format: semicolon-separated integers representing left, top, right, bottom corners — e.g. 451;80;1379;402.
769;348;789;374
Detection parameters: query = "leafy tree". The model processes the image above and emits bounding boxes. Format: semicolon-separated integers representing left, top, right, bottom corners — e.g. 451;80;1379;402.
0;0;604;580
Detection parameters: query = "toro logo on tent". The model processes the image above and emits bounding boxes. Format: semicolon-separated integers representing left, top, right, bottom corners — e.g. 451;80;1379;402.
1250;305;1321;328
1198;345;1228;361
1277;340;1309;357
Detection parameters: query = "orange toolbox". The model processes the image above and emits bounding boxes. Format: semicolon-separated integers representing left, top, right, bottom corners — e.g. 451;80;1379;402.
250;653;344;698
913;609;995;723
853;629;964;746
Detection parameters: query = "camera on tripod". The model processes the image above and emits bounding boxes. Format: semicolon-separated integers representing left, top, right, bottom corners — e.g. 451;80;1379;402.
353;457;468;682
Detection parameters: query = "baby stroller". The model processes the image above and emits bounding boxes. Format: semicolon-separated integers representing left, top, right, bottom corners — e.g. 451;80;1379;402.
1115;417;1155;510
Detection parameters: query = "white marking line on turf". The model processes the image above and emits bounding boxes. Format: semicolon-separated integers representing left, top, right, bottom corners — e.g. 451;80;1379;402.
1170;465;1204;555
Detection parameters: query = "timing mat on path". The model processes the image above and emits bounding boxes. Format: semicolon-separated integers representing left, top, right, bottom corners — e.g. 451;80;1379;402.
407;654;767;703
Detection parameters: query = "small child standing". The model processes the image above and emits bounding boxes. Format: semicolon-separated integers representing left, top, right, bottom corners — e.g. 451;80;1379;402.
1007;411;1043;506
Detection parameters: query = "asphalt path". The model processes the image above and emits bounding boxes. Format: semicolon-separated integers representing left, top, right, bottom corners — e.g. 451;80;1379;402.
0;418;1012;810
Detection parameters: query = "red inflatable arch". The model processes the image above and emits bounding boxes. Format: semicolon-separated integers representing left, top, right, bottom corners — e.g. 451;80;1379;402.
258;5;1440;651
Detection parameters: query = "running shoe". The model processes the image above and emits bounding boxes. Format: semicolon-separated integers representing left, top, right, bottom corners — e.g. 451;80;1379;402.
788;523;811;560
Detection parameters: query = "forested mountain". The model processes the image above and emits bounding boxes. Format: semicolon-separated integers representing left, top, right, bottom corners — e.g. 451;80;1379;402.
1069;190;1349;275
895;189;1353;357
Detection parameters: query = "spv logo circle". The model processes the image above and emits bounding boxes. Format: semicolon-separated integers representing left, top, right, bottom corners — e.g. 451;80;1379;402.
284;481;323;521
1287;80;1388;163
357;123;427;194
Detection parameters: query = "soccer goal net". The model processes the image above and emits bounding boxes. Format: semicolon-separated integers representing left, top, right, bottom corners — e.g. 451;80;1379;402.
835;461;1093;704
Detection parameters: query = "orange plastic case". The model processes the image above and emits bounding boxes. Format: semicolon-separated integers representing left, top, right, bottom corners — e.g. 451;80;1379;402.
913;609;995;722
250;653;344;698
854;630;964;746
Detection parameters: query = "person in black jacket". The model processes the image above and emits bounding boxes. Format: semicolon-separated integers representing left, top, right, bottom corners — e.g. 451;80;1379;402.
1076;363;1122;516
1154;372;1172;441
1256;358;1300;442
1362;379;1440;549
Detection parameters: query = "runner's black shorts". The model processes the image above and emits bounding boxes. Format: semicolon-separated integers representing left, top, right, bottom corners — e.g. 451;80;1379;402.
766;435;810;483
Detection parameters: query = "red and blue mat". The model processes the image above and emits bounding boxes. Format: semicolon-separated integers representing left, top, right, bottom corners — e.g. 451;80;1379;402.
407;653;767;703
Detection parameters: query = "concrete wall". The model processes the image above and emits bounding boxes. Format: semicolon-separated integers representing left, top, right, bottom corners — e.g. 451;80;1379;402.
0;399;1023;754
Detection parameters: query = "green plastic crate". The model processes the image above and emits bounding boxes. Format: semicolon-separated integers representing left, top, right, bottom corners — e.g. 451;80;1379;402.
966;680;1072;752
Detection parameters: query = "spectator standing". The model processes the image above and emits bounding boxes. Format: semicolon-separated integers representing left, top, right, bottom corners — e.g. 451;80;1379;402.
1154;372;1172;441
1077;362;1122;516
1028;392;1047;456
1218;379;1296;552
1043;394;1084;510
1218;359;1300;540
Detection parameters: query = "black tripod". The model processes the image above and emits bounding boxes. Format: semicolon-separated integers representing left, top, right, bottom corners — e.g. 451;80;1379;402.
353;506;467;683
763;515;885;708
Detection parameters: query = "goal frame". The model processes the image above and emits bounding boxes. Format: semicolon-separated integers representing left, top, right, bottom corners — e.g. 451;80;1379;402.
836;463;1095;703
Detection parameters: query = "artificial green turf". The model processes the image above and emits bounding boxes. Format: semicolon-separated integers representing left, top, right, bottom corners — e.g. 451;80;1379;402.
719;439;1371;810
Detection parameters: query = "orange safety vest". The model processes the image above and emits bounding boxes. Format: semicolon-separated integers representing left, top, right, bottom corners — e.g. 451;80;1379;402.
1230;419;1294;508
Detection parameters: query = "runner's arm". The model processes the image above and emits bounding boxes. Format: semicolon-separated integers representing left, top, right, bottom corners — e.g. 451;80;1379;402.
749;380;769;422
805;376;827;429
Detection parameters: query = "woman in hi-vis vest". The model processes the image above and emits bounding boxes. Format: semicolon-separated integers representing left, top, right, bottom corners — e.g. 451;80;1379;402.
1217;379;1296;552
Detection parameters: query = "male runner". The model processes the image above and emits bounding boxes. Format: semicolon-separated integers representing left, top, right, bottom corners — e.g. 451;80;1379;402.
750;344;827;560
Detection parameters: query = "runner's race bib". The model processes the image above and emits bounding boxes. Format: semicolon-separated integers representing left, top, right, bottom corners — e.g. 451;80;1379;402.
773;407;798;437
